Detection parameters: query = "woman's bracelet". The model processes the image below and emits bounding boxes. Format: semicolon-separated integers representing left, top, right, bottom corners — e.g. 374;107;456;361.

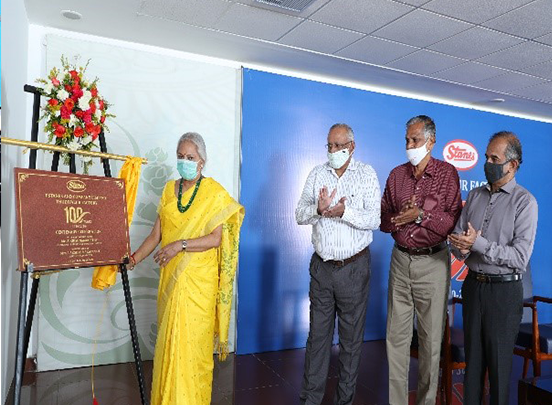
129;253;137;267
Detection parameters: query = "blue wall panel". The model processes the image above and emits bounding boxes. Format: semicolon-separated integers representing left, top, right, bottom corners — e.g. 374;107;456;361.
237;68;552;354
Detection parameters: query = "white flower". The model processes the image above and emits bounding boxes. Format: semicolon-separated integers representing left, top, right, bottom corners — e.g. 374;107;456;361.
55;109;61;117
43;82;54;94
94;109;102;121
57;89;69;101
82;135;92;145
57;69;68;82
66;139;80;151
82;156;93;164
78;96;92;111
69;114;78;127
82;90;91;100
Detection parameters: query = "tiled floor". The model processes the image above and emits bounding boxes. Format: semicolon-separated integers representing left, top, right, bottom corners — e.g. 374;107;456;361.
5;340;552;405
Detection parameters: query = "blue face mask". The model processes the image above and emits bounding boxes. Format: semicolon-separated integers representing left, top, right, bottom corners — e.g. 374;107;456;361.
177;159;199;180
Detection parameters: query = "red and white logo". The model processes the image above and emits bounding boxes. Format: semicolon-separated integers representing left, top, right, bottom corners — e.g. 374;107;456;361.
443;139;478;171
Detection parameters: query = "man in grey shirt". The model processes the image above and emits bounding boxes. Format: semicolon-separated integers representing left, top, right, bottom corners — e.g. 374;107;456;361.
449;131;538;405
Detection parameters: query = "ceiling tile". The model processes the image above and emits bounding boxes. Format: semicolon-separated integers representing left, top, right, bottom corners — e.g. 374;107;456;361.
476;41;552;70
215;3;303;41
535;33;552;46
336;36;418;65
473;72;548;92
372;9;473;48
428;27;524;60
483;0;552;39
395;0;431;6
279;20;365;54
521;60;552;80
433;62;508;84
512;81;552;100
140;0;232;27
386;49;466;75
310;0;414;34
423;0;532;24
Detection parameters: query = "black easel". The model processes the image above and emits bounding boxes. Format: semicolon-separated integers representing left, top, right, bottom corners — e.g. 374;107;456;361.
12;85;149;405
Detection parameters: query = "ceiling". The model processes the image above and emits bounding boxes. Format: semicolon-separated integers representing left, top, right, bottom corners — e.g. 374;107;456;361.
24;0;552;121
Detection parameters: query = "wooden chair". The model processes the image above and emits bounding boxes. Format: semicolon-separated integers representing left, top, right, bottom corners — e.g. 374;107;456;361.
513;262;552;378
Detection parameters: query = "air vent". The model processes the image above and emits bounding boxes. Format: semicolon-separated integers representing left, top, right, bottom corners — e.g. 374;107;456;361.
254;0;318;13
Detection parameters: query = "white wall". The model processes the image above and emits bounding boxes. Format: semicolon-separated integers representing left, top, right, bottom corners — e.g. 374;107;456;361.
1;0;31;402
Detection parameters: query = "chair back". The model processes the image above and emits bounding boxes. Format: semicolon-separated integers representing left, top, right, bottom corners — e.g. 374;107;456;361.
522;261;533;323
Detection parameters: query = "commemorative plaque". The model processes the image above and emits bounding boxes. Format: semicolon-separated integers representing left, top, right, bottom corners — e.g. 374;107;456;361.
14;168;131;272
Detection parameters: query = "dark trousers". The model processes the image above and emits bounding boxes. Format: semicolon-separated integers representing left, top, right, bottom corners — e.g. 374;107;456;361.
462;276;523;405
301;249;371;405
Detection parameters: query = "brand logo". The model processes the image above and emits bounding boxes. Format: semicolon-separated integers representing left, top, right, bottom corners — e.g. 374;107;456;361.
66;180;86;192
443;140;478;171
64;206;91;224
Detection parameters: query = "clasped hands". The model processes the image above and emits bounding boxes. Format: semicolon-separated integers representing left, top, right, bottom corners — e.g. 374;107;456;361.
391;195;421;227
318;187;346;218
448;222;481;255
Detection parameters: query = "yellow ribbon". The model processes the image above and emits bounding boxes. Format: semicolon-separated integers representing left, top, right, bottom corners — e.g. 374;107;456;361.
91;157;142;290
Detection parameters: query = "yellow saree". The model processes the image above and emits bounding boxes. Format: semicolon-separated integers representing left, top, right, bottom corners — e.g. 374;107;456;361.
151;177;244;405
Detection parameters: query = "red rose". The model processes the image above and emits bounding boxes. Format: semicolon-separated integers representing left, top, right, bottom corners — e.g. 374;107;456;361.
52;77;60;86
71;85;83;100
55;124;66;138
98;99;105;110
91;87;98;97
74;110;84;119
85;122;95;134
64;98;75;110
94;125;101;136
74;127;84;138
48;98;59;106
69;70;79;80
89;101;97;114
60;106;71;119
65;84;72;92
100;115;106;123
83;110;93;124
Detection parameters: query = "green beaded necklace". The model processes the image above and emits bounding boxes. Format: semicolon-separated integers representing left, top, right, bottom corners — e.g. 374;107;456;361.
177;176;202;213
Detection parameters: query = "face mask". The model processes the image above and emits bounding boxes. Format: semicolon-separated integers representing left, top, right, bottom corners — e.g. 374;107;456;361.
177;159;199;181
484;161;509;184
327;148;351;169
406;140;429;166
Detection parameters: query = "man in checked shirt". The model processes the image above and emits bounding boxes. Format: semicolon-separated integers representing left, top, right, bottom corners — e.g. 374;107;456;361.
381;115;462;405
296;123;381;405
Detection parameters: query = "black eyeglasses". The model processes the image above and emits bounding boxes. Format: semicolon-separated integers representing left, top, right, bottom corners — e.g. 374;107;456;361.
325;141;351;152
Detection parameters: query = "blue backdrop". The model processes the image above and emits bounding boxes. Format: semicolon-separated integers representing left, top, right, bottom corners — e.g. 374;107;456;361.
237;68;552;355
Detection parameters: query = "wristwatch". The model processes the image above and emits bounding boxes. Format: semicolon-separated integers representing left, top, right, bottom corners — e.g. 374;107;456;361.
415;209;424;224
181;240;188;251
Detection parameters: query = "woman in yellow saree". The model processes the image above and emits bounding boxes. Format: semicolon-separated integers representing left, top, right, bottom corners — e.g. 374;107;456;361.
129;132;244;405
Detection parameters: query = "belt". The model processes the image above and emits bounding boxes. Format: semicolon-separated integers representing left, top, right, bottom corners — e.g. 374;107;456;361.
395;241;447;256
467;271;522;283
322;247;369;267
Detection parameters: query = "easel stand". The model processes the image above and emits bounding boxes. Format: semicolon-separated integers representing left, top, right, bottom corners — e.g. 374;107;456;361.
11;85;149;405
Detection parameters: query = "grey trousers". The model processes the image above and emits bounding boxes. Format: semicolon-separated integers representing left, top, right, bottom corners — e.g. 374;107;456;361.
386;246;450;405
300;249;371;405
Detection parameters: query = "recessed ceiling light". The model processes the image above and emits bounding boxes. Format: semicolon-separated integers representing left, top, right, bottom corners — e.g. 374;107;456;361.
61;10;82;20
490;98;505;103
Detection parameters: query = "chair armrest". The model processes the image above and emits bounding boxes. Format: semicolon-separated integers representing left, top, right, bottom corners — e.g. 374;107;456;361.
534;296;552;305
523;301;536;309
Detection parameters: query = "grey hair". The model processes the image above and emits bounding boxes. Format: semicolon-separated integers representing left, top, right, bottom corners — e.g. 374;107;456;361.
490;131;523;169
329;123;354;141
177;132;207;163
406;115;436;141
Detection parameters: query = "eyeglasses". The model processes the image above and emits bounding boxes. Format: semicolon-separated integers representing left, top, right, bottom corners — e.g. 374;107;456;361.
325;141;352;152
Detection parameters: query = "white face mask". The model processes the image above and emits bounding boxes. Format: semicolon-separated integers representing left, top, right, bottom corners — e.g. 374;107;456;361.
406;140;429;166
327;148;351;169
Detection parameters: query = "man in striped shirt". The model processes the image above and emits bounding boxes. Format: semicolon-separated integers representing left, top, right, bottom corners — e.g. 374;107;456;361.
296;123;381;405
381;115;462;405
